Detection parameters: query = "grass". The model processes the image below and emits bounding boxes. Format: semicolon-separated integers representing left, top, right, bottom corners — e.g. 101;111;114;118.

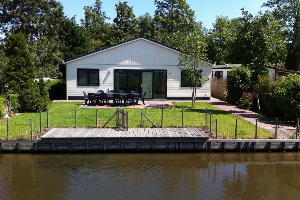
0;102;271;139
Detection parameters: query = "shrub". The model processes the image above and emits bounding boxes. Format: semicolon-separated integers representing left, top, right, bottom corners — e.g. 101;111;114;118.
10;94;20;113
0;95;5;119
226;66;252;104
276;74;300;120
48;79;66;100
37;79;51;110
238;92;254;110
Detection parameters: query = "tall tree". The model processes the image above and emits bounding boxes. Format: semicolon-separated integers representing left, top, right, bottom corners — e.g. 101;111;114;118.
153;0;196;48
112;1;139;43
81;0;110;49
264;0;300;71
138;13;155;38
5;32;49;112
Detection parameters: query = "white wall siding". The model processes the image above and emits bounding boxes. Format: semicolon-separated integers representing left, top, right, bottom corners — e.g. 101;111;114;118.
66;38;212;99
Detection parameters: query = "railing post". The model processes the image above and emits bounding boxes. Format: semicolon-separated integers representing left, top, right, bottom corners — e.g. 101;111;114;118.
235;119;238;139
40;111;42;132
216;118;218;139
275;118;278;139
75;108;77;128
182;109;184;127
205;108;208;127
6;118;9;140
161;108;164;128
96;109;98;128
31;119;33;140
296;118;299;139
47;108;49;128
116;108;119;128
255;119;258;139
209;112;212;133
140;109;143;127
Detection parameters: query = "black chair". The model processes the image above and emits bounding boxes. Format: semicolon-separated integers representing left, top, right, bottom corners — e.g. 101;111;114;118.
141;92;146;105
125;93;135;106
97;90;104;93
119;90;127;93
83;91;88;105
99;93;108;105
113;94;121;106
88;93;96;105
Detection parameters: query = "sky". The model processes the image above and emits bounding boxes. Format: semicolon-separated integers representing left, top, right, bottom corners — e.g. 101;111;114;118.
59;0;267;29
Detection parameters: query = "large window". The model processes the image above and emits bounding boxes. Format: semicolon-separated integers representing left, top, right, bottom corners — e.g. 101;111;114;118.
181;69;202;87
77;69;99;86
214;71;223;79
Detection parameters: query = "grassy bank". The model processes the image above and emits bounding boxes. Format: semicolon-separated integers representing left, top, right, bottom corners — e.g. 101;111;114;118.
0;102;271;139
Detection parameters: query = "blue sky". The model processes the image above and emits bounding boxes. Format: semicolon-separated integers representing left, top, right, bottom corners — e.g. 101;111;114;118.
59;0;267;29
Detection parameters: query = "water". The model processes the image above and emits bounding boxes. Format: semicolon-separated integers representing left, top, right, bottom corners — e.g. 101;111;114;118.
1;153;300;200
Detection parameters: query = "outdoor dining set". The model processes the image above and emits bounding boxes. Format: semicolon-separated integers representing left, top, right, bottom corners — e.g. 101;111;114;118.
83;90;146;106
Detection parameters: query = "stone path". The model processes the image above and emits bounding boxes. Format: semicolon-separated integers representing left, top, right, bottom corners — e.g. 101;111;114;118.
208;97;296;139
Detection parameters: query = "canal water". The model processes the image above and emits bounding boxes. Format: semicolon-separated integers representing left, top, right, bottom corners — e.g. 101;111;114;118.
1;153;300;200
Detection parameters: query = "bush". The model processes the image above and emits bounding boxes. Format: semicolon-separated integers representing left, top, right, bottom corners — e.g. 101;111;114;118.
277;74;300;120
10;94;20;113
226;66;252;105
48;79;66;100
238;92;254;110
37;79;51;110
0;95;5;119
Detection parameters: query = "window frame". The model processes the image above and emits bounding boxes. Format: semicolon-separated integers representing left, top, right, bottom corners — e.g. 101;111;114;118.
77;68;100;86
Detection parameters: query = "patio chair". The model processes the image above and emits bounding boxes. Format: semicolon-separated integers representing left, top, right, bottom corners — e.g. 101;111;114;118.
125;93;135;106
83;91;88;105
99;93;108;105
119;90;127;93
88;93;96;105
113;94;121;106
97;90;104;93
141;92;146;105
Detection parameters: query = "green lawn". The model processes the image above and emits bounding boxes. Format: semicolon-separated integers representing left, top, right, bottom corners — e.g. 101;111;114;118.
0;102;271;139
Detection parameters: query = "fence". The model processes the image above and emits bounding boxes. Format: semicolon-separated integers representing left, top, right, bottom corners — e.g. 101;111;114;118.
0;107;298;140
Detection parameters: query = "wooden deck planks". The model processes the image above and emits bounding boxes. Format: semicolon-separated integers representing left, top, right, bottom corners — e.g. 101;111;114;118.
41;127;208;139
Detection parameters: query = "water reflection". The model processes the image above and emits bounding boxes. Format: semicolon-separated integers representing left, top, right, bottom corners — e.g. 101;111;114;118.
0;153;300;200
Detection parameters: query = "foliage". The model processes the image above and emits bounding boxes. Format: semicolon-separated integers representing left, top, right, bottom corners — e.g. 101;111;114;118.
264;0;300;71
48;79;66;100
276;74;300;120
0;96;5;119
5;33;49;112
255;75;282;118
226;67;252;104
178;31;207;107
37;79;51;110
238;92;254;110
9;94;20;114
112;1;139;43
138;13;155;38
59;17;91;60
0;46;7;95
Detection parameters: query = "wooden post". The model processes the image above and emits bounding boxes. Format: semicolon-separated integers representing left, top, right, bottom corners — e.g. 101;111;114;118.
255;119;258;139
296;118;299;139
205;108;208;127
6;118;9;140
47;108;49;128
31;119;33;140
275;118;278;139
140;109;143;127
39;111;42;132
75;108;77;128
161;108;164;128
96;109;98;128
216;119;218;139
235;119;238;139
116;108;119;128
182;109;184;127
209;112;212;133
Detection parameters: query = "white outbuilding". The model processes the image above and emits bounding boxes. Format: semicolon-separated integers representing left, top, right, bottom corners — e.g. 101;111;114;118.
63;37;212;100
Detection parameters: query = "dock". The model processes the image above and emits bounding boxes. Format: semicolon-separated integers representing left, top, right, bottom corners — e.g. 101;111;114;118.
1;128;300;153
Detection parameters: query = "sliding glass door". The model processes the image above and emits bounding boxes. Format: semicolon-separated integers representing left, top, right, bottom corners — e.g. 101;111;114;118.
142;72;153;98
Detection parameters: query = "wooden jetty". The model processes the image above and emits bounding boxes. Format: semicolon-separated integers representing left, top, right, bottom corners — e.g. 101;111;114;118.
1;128;300;153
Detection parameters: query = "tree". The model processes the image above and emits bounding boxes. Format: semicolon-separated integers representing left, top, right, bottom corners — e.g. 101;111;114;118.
153;0;196;47
112;1;139;43
138;13;155;38
81;0;111;49
0;0;64;78
264;0;300;71
59;17;91;60
0;45;7;95
5;32;49;112
178;32;207;107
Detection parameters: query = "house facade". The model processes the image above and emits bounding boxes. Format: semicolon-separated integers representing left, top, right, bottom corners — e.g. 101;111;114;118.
63;37;212;100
